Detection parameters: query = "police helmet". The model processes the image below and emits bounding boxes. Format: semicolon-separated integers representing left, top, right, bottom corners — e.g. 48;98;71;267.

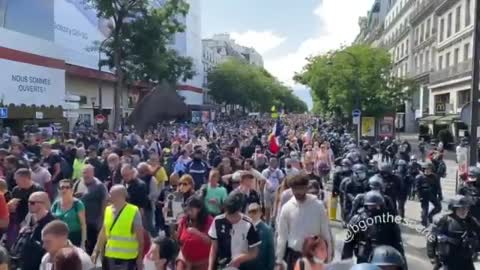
368;159;378;167
346;152;361;163
368;175;385;191
350;263;381;270
421;161;434;170
341;158;353;168
467;166;480;180
396;159;407;167
448;195;470;210
352;164;368;174
369;245;406;270
379;164;393;174
410;155;417;162
364;191;385;206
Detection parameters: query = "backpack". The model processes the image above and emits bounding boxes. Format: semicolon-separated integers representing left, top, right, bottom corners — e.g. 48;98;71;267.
60;157;73;179
10;215;43;262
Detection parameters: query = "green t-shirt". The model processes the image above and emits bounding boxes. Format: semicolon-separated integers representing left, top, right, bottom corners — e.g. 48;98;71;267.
204;185;228;215
52;199;84;232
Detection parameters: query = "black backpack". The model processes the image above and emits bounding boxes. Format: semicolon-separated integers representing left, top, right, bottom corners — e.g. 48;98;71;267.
10;217;43;262
60;157;73;179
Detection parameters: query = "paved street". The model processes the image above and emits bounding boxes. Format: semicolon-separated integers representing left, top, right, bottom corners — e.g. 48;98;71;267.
330;221;431;269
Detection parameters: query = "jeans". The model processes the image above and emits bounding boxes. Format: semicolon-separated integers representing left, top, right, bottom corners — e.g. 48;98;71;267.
86;223;99;255
105;258;137;270
143;208;157;237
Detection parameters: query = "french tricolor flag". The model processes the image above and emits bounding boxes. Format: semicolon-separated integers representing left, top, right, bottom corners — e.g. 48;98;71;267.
269;118;283;154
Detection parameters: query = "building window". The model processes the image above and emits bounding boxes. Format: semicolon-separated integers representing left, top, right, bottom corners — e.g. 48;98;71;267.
420;23;425;42
406;39;409;54
439;55;443;70
455;5;461;33
426;18;431;38
426;50;430;70
447;12;452;37
446;52;451;67
401;43;404;57
440;18;445;42
466;0;471;26
415;28;419;45
454;48;460;65
420;53;424;72
458;90;471;108
464;43;470;60
414;55;418;71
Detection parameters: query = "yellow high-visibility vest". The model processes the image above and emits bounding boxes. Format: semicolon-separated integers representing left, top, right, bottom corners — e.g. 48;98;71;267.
104;203;139;260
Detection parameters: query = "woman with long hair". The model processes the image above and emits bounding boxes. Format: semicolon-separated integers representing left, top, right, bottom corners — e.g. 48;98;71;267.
179;174;195;203
176;196;213;270
51;179;87;248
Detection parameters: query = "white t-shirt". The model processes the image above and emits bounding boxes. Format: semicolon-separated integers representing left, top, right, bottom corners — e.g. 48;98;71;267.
40;244;94;270
208;214;261;264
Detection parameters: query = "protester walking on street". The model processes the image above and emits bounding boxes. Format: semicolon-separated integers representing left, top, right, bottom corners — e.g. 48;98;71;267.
92;185;145;270
10;191;54;270
176;196;213;270
73;165;108;255
51;179;87;248
276;173;333;270
39;220;93;270
202;169;228;216
244;202;275;270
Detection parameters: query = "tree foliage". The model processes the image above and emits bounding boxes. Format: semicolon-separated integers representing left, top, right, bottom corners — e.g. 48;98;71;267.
86;0;194;128
294;44;415;118
207;59;308;113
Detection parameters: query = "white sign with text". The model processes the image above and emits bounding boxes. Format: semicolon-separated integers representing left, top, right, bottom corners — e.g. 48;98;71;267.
0;59;65;107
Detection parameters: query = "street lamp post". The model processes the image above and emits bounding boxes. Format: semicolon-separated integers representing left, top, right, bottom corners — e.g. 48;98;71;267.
469;0;480;165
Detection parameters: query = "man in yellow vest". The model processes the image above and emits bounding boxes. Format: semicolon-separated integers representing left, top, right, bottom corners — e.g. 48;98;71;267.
92;184;144;270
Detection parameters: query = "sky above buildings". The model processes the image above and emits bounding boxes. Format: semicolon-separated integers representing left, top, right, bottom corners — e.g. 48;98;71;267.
202;0;373;110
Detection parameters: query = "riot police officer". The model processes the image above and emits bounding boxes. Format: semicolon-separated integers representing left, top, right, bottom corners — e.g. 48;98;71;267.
407;155;421;200
342;191;405;263
379;164;402;213
415;162;443;227
369;245;406;270
427;195;480;270
349;175;397;221
458;166;480;220
367;160;379;179
394;160;410;219
341;164;368;223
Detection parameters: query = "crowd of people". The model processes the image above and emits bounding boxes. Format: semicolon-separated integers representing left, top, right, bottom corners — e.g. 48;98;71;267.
0;115;477;270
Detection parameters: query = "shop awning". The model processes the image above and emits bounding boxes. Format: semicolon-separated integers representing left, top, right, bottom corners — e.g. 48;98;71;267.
418;115;442;122
436;114;460;124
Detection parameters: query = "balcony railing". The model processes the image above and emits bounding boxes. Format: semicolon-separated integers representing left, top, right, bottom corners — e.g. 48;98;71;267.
410;0;440;24
430;60;472;84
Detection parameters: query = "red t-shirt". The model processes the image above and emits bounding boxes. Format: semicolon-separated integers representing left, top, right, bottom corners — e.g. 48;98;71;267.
178;215;213;263
0;194;9;221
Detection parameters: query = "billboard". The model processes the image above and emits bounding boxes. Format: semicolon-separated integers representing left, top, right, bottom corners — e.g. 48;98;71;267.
0;59;65;107
0;0;55;41
54;0;111;69
361;117;375;137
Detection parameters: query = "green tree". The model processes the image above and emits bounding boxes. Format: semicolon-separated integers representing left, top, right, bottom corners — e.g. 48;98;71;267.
86;0;192;129
295;44;414;118
208;59;308;113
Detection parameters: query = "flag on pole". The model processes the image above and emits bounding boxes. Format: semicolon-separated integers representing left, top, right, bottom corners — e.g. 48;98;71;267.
269;118;283;154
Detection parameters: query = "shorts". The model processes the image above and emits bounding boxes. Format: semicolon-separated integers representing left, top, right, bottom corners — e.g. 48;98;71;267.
263;187;276;208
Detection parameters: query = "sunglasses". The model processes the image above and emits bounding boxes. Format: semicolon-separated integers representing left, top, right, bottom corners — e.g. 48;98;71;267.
59;186;72;190
28;200;43;205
